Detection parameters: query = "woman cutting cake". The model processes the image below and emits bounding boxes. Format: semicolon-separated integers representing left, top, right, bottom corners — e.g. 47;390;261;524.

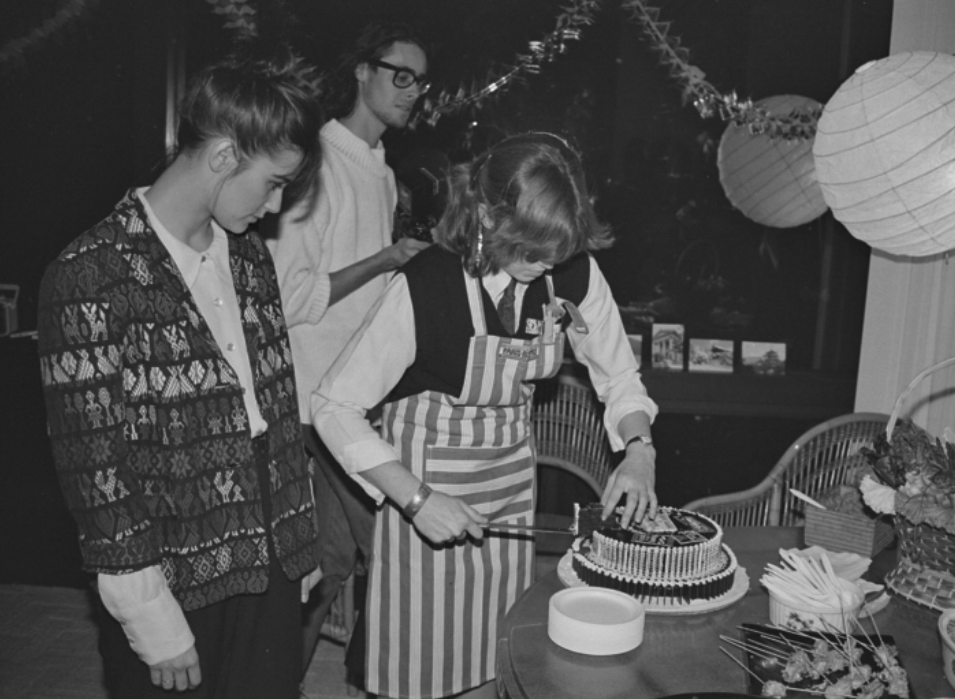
311;132;659;699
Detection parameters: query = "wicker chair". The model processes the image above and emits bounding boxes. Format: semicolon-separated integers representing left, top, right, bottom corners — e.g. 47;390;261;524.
532;373;615;496
682;412;890;527
532;373;615;558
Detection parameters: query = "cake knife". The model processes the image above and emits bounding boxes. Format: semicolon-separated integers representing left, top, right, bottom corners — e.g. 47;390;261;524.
483;522;579;535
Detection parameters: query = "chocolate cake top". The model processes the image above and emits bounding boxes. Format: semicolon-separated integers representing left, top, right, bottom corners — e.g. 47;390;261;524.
574;503;718;548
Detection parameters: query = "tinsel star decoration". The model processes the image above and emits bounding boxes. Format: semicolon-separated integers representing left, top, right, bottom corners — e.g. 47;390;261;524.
622;0;821;141
413;0;601;127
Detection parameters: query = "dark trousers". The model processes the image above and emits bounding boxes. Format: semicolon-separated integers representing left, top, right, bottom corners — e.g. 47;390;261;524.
97;435;302;699
300;424;375;672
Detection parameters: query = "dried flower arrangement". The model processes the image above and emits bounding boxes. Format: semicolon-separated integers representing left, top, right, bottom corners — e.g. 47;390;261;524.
859;419;955;535
815;475;871;517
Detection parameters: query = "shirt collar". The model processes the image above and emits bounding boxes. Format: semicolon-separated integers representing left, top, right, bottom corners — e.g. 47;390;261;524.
136;187;230;289
482;269;517;302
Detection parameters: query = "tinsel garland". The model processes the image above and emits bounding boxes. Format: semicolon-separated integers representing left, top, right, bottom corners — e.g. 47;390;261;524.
2;0;820;144
0;0;258;72
0;0;103;72
622;0;820;141
205;0;258;38
414;0;601;127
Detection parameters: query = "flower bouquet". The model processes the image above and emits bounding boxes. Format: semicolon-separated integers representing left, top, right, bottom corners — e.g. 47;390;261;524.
857;357;955;611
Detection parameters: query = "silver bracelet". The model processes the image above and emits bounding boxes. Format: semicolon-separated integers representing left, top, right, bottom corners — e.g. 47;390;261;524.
402;482;432;520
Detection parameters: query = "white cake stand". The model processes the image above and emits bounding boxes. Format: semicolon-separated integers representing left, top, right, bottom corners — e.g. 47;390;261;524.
557;550;750;615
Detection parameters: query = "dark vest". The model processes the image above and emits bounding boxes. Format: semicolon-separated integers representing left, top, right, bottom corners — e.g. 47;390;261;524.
388;246;590;402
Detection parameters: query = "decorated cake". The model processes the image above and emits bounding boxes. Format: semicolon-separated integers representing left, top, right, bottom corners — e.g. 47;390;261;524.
570;504;738;606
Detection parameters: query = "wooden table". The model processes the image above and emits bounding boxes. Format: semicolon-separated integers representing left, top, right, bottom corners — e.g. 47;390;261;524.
497;527;950;699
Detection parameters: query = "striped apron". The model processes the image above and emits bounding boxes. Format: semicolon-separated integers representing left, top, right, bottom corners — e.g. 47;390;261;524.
365;270;566;699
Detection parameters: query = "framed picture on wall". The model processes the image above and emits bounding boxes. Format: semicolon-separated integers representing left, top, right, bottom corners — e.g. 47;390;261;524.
741;341;786;376
688;338;734;373
652;323;684;371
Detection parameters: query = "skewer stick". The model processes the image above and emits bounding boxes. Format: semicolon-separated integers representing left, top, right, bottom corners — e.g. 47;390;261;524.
800;554;835;596
761;576;829;606
736;625;814;650
778;552;819;591
719;647;765;685
720;636;789;661
736;629;814;658
787;552;834;598
819;554;845;598
763;569;812;594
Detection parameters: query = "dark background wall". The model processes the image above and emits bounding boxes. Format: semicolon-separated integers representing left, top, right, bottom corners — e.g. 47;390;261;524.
0;0;893;586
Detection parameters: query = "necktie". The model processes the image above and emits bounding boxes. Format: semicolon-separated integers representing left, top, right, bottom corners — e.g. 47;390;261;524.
497;277;517;335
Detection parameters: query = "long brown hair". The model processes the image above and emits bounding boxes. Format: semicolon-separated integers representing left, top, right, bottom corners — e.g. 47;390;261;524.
435;133;612;276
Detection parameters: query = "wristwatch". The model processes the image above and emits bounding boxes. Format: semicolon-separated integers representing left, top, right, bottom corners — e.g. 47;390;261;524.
625;434;654;449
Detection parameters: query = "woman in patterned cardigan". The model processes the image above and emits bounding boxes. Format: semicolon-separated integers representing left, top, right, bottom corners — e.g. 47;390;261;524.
38;50;323;699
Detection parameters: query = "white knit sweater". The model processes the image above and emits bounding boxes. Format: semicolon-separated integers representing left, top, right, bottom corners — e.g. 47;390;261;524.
268;119;397;420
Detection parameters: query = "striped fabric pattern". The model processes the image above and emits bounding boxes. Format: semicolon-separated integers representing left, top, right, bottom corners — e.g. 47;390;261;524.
363;273;564;699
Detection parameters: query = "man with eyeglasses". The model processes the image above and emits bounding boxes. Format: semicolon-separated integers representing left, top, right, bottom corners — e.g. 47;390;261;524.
265;20;432;686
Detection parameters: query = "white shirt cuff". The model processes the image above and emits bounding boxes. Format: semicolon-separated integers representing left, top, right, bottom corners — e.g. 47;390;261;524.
342;437;403;503
604;396;659;451
305;273;331;325
98;568;195;665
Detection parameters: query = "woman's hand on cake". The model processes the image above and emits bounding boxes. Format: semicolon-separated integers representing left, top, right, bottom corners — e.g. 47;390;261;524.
602;446;657;528
413;491;488;544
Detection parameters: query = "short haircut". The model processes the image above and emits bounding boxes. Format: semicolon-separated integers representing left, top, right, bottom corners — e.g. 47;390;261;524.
435;132;613;276
322;20;429;120
176;48;324;211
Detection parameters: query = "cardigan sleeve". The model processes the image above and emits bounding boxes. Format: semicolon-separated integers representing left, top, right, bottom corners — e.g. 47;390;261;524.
38;248;162;573
266;187;334;329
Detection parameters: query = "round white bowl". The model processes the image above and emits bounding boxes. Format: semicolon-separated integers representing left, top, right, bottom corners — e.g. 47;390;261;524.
937;607;955;690
768;578;864;632
548;587;645;656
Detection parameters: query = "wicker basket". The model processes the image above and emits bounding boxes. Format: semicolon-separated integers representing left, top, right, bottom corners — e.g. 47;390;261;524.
881;357;955;613
885;517;955;611
804;506;895;558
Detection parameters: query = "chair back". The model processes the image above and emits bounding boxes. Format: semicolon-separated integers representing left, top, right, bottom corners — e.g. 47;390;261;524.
774;411;889;526
683;412;889;527
532;373;613;559
532;373;614;496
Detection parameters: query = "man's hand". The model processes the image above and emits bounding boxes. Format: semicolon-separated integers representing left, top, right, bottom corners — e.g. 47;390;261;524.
379;238;430;272
601;445;657;528
301;563;323;603
149;645;201;692
411;490;487;544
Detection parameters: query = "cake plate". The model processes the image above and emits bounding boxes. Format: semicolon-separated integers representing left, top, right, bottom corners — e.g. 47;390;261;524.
557;550;749;615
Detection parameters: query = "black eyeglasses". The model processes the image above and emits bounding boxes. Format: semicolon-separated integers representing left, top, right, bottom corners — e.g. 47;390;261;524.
369;59;431;93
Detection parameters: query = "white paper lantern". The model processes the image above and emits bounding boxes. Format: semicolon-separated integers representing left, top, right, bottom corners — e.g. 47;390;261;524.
813;51;955;257
718;94;828;228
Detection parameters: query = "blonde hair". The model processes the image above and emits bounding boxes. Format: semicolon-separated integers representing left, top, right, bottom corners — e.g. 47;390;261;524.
435;132;612;276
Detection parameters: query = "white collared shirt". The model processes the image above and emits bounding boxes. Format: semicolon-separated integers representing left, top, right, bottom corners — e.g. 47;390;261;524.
141;189;267;436
483;269;527;310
